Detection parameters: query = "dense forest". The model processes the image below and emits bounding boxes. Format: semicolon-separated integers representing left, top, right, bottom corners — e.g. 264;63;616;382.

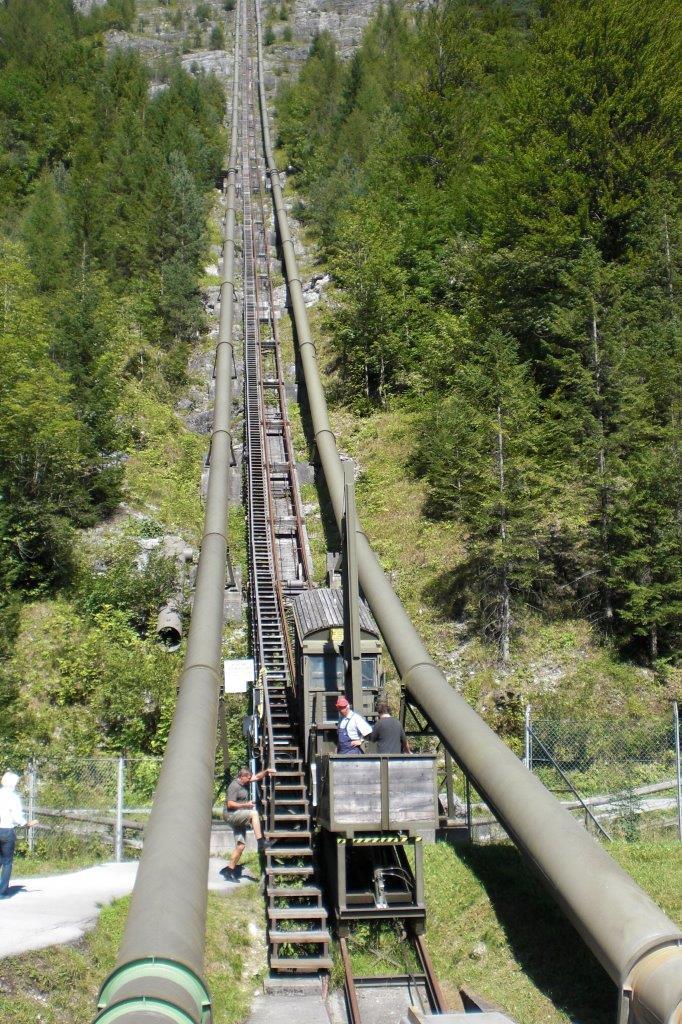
277;0;681;665
0;0;227;757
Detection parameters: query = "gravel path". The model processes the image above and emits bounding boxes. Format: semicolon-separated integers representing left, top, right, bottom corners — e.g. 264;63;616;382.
0;857;250;958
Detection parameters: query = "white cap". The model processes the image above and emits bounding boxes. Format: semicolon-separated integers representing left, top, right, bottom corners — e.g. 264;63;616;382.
1;771;19;790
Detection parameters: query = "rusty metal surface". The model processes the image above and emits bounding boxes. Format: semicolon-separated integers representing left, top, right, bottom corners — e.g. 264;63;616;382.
339;936;363;1024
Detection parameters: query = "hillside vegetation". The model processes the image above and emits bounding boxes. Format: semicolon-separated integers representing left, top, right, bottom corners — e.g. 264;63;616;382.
277;0;681;689
0;0;228;762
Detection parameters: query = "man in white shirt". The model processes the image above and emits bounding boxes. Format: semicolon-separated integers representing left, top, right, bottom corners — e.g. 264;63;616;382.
335;695;372;755
0;771;35;899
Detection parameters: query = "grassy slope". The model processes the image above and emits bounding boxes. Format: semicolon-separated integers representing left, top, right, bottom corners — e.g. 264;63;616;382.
274;197;682;1022
277;195;679;728
0;886;263;1024
424;840;682;1022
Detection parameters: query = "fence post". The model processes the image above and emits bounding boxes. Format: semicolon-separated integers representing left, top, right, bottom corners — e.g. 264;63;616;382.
524;704;532;771
115;756;125;863
444;750;456;821
674;702;681;843
465;775;472;842
27;760;36;854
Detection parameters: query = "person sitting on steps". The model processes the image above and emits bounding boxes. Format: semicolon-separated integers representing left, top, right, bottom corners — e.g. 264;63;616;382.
221;766;276;882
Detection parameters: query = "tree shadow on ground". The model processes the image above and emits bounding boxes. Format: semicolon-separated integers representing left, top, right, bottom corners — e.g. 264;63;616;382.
423;564;472;624
455;843;618;1023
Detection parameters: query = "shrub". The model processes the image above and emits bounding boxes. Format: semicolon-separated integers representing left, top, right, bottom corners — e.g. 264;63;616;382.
209;24;225;48
74;538;178;636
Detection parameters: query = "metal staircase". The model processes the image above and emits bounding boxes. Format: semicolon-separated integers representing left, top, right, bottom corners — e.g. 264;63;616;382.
240;14;331;973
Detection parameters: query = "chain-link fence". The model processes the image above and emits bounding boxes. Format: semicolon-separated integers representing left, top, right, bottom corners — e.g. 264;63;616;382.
15;755;163;863
526;704;682;842
404;697;682;845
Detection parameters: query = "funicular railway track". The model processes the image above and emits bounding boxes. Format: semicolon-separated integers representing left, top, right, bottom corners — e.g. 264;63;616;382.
241;0;448;1009
238;8;455;1008
91;1;682;1021
339;930;447;1024
240;0;333;976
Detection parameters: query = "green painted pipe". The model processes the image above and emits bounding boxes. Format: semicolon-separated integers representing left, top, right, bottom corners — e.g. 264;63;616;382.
93;7;243;1022
252;2;682;1020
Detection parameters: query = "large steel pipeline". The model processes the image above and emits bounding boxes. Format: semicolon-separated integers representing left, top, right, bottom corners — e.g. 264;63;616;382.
252;2;682;1019
93;12;242;1024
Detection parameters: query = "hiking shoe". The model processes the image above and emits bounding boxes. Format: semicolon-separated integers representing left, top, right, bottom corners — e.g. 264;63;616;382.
219;866;238;882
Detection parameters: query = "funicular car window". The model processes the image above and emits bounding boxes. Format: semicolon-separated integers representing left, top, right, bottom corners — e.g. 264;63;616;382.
309;654;377;691
309;654;345;690
362;657;376;689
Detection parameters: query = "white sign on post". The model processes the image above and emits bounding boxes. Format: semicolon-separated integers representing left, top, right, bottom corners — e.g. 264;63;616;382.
223;658;255;694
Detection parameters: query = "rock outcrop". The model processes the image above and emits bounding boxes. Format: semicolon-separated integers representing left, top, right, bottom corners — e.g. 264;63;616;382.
72;0;109;12
293;0;381;56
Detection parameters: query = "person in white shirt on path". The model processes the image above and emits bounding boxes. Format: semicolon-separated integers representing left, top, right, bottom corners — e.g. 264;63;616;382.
335;695;372;755
0;771;36;899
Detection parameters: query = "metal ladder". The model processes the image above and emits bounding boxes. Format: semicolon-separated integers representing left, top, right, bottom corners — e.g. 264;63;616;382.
240;6;331;973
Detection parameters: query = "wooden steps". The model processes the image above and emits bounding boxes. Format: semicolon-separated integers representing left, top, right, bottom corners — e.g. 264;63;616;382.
270;956;333;972
269;929;331;944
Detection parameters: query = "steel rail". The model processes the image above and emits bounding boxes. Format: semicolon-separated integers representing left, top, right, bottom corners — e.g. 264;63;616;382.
339;928;445;1023
93;9;242;1023
339;937;363;1024
412;931;448;1014
251;2;682;1020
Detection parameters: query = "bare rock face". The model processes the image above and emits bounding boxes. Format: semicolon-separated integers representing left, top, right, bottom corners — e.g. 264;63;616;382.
293;0;382;56
181;50;233;77
72;0;108;12
262;0;382;94
104;30;175;58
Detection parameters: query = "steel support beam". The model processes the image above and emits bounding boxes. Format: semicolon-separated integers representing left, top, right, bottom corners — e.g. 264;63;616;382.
341;460;363;709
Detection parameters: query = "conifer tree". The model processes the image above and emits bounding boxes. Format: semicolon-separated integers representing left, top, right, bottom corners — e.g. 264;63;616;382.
420;333;555;661
20;172;72;293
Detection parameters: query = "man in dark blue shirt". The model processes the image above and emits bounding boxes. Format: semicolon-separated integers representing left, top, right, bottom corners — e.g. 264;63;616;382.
369;703;411;754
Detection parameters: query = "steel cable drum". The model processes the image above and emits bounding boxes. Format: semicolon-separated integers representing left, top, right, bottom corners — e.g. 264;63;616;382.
251;3;682;1020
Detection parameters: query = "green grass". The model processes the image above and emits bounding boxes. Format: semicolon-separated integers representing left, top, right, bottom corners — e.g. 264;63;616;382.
0;886;263;1023
123;379;206;542
422;839;682;1020
13;846;114;879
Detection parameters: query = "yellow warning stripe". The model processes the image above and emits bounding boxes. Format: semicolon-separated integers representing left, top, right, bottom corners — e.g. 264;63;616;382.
351;834;408;846
336;833;422;845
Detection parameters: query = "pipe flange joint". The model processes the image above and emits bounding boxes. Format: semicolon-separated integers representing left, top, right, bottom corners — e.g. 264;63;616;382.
94;996;195;1023
97;958;211;1024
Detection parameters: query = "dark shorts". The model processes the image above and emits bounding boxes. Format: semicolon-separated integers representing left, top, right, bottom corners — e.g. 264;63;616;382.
224;809;252;843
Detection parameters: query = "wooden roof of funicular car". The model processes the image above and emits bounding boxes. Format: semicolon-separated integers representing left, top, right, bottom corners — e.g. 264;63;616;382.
291;588;380;640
